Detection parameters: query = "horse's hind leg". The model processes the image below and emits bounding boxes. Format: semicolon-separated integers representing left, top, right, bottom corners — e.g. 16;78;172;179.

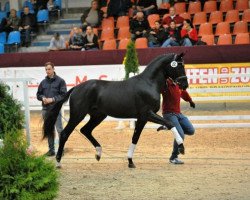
80;114;107;161
127;119;147;168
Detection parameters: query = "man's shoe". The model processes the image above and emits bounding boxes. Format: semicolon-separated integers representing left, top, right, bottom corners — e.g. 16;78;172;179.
44;151;55;157
169;158;184;164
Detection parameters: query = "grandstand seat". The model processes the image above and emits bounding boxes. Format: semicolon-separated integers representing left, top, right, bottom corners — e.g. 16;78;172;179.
201;34;215;45
198;23;213;37
0;11;7;21
193;12;207;26
233;21;248;34
203;1;217;13
225;10;240;23
0;43;4;54
102;39;117;50
101;17;115;29
0;32;7;44
188;1;201;15
242;9;250;22
23;1;35;13
235;0;249;11
179;12;191;20
217;34;233;45
162;13;170;20
215;22;231;36
54;0;62;9
135;37;148;49
7;31;21;45
116;16;129;29
17;10;22;18
219;0;234;13
117;27;131;40
37;9;49;23
4;1;10;13
209;11;223;24
159;2;170;10
234;33;250;44
118;38;130;49
174;2;186;14
100;27;115;41
147;14;160;28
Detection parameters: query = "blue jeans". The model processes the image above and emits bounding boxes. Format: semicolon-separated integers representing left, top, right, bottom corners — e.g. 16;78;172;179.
161;38;180;47
163;113;195;159
42;110;63;153
182;38;193;46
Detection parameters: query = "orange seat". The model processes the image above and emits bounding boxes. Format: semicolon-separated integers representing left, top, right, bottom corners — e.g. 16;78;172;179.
188;1;201;15
201;35;215;45
193;12;207;26
203;1;217;13
162;13;170;20
135;37;148;49
174;2;186;14
179;12;191;20
198;23;213;36
102;39;117;50
118;38;131;49
217;34;233;45
235;0;249;11
117;27;131;40
93;28;98;36
242;9;250;22
234;33;250;44
225;10;240;23
101;17;115;29
159;2;170;10
116;16;129;29
100;27;115;41
209;11;223;24
219;0;234;12
215;22;231;36
233;21;248;34
147;14;160;28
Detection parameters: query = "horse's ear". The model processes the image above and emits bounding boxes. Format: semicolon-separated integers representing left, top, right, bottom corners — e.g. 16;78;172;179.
176;52;185;60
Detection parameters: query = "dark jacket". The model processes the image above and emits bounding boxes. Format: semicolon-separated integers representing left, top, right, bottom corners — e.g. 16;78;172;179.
135;0;158;11
107;0;131;17
69;33;85;47
166;27;181;44
81;8;104;27
148;27;167;45
19;13;36;29
36;74;67;110
130;18;150;34
83;34;99;49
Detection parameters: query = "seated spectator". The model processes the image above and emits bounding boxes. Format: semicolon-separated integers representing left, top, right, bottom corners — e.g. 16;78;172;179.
69;27;85;50
82;26;99;50
19;6;37;47
180;19;198;46
133;0;158;16
130;11;150;41
161;20;181;47
107;0;131;18
36;0;48;10
162;6;184;29
147;21;167;47
48;32;66;51
47;0;60;20
81;0;104;32
0;9;20;34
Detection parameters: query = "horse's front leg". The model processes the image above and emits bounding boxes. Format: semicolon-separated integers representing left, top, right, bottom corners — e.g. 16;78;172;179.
147;110;185;155
127;120;147;168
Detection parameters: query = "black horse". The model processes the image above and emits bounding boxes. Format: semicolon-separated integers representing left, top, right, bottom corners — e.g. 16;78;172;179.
43;53;188;168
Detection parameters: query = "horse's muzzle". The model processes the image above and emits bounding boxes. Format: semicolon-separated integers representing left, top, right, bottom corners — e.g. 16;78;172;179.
175;76;188;90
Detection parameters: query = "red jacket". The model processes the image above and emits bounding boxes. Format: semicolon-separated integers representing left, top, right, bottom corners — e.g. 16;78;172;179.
162;15;184;27
181;28;198;42
161;79;192;114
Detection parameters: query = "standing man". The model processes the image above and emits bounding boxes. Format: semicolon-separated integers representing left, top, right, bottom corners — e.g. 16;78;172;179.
158;78;195;164
37;62;67;156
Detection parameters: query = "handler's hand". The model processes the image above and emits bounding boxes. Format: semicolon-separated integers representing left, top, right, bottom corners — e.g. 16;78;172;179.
157;125;167;132
190;101;195;108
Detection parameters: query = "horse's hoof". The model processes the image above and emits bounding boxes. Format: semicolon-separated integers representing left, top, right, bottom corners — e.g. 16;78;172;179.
178;143;185;155
56;162;62;169
95;154;101;161
128;163;136;168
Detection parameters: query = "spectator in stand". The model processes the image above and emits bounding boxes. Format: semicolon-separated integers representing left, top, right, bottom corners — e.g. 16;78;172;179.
161;20;181;47
36;0;48;10
69;27;85;50
148;21;167;47
97;0;108;8
180;19;198;46
107;0;131;18
19;6;37;47
47;0;60;20
162;6;184;29
48;32;66;51
133;0;158;16
80;0;104;32
0;9;20;34
82;26;99;51
130;11;150;41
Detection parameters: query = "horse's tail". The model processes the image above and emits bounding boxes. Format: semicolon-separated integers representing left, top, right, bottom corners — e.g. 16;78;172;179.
43;87;75;139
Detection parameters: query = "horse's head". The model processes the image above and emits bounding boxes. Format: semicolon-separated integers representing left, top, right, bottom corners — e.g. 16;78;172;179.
166;53;188;90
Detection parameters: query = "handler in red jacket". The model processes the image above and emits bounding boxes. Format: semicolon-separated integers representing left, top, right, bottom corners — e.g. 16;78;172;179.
159;78;195;164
